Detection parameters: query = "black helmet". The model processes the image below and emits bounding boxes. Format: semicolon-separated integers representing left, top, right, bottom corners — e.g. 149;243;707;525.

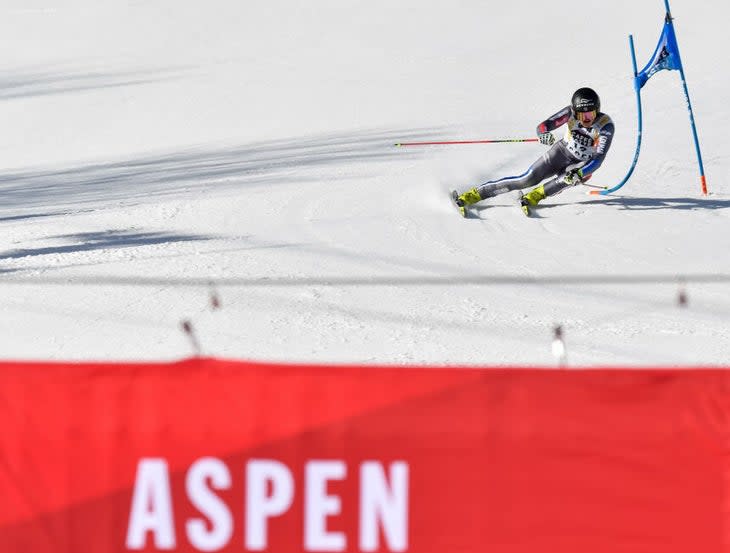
571;87;600;113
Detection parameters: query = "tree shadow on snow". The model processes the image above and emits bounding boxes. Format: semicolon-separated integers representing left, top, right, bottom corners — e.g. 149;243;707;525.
0;67;187;101
0;127;444;211
0;229;214;261
0;209;97;224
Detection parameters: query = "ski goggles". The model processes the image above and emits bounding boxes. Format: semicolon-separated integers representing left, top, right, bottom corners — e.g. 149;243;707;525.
575;110;597;124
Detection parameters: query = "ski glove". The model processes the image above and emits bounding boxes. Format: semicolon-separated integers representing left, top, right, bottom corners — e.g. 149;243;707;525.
538;132;555;146
562;168;584;186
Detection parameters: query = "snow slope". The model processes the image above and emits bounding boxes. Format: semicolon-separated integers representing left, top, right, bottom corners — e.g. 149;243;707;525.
0;0;728;365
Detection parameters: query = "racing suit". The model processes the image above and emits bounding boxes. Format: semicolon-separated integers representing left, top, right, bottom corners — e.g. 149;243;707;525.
474;106;615;200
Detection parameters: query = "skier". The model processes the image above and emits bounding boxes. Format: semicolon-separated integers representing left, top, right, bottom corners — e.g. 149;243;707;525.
454;87;614;216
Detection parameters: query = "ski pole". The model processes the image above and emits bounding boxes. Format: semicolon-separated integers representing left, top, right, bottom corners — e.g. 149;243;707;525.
394;138;539;147
582;182;608;191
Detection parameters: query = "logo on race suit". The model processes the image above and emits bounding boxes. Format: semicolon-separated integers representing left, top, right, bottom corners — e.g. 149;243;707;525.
125;458;410;552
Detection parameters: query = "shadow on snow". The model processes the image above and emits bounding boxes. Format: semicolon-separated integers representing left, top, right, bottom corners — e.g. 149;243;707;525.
0;230;213;261
0;67;187;101
554;196;730;211
0;127;443;210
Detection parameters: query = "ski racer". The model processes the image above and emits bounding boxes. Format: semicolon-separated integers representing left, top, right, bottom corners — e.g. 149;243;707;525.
454;87;614;215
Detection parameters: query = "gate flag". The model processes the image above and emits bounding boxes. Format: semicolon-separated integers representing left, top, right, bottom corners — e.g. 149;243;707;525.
636;17;682;89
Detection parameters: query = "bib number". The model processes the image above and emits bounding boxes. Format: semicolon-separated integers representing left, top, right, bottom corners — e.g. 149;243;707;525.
568;130;594;159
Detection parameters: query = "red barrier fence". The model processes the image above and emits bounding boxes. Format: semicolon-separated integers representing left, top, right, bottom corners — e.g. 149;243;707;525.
1;358;729;553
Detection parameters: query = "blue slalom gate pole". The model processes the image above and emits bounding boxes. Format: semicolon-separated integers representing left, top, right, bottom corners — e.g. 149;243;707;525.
597;0;707;196
592;35;643;196
664;0;708;195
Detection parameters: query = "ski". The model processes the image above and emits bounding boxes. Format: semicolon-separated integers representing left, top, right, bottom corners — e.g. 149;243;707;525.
450;190;467;218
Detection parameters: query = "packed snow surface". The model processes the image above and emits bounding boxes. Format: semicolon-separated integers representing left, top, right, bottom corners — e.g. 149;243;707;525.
0;1;728;365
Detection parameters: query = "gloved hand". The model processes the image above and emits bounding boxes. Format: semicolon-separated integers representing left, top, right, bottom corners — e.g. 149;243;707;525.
538;132;555;146
562;168;584;186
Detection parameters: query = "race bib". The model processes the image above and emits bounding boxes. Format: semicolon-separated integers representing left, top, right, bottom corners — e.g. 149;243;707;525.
566;128;596;160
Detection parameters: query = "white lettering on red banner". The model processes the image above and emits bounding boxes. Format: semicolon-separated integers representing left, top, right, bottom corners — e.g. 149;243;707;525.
245;459;295;550
305;460;347;551
186;458;233;551
126;459;177;550
360;461;409;552
126;458;409;552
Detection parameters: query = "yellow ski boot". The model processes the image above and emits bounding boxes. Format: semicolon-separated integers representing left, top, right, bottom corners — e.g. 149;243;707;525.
451;188;482;217
519;185;546;216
